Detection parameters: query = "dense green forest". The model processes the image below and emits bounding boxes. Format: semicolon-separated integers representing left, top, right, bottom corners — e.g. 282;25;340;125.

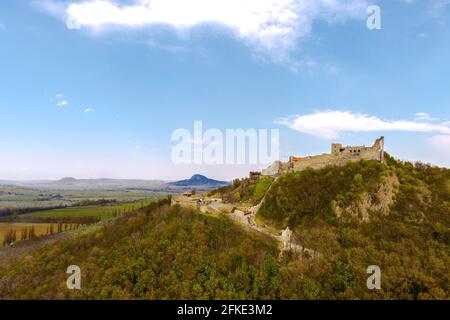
0;155;449;300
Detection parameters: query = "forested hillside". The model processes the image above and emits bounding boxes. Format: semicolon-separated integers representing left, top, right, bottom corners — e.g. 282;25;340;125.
259;154;449;227
256;155;449;299
0;199;282;299
0;154;448;300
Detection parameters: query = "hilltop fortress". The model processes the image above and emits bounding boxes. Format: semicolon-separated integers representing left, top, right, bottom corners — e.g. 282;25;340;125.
261;137;385;177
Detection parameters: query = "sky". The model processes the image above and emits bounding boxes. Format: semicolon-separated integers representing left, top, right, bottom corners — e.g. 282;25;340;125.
0;0;449;180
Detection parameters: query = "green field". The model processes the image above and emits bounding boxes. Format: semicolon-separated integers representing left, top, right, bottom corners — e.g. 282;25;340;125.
0;188;168;211
0;200;162;246
26;200;155;222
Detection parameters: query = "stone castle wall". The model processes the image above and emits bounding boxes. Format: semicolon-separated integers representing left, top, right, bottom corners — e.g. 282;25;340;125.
262;137;385;176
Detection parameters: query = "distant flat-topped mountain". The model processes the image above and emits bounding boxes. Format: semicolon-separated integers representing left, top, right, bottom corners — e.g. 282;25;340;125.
169;174;229;188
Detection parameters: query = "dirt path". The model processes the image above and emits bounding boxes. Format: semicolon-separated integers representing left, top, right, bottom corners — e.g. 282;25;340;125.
177;193;321;258
227;206;320;258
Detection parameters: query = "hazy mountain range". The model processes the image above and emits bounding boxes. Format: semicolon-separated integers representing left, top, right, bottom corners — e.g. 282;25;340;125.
0;175;230;192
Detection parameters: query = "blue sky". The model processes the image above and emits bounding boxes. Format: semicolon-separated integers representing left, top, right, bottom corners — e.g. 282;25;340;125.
0;0;449;180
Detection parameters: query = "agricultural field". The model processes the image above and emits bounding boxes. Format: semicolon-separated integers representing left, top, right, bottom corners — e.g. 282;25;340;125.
0;182;171;248
0;200;160;246
0;222;78;246
26;200;155;222
0;188;167;212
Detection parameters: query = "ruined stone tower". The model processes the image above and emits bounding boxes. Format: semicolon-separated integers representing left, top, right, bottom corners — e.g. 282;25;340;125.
262;137;385;176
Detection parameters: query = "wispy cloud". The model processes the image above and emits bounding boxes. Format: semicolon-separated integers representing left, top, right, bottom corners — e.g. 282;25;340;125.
277;110;450;139
84;107;94;113
430;0;450;15
53;93;69;108
56;100;68;107
417;32;428;39
41;0;369;68
415;112;439;122
148;39;186;54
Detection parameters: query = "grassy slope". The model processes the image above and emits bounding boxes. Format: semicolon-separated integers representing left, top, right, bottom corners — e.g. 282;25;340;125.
26;201;153;221
212;176;274;205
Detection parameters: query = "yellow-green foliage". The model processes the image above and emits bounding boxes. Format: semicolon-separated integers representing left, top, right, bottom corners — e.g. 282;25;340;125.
26;201;154;222
218;176;274;205
1;156;449;300
259;160;389;227
0;199;281;300
253;177;274;202
0;223;78;246
256;156;450;299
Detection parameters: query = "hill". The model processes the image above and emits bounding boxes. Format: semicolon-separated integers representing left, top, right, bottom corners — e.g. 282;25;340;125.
169;174;230;188
1;175;228;192
212;154;450;299
57;177;78;184
257;154;449;227
0;198;281;299
0;155;448;300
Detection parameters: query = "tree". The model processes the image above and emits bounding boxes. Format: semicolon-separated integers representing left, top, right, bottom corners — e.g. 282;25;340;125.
2;230;17;246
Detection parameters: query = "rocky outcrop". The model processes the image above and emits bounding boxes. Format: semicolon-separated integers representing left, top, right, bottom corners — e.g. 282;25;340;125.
332;172;399;223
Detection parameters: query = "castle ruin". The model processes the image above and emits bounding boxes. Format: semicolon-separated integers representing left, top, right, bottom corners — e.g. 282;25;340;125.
262;137;385;176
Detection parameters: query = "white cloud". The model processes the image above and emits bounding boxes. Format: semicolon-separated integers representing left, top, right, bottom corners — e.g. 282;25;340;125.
84;107;94;112
278;110;450;139
53;93;69;108
415;112;439;122
44;0;369;67
56;100;69;107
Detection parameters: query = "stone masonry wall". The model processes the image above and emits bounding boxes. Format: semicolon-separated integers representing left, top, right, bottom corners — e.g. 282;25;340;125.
262;137;385;176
